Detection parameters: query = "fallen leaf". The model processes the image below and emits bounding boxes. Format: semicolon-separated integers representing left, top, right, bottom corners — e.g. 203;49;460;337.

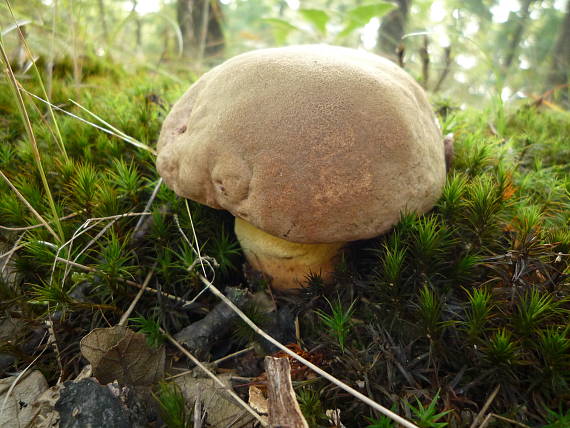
0;370;48;428
175;373;254;427
80;325;164;386
248;385;269;426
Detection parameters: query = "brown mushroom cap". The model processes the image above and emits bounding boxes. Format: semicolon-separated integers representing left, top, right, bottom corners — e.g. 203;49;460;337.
157;45;446;244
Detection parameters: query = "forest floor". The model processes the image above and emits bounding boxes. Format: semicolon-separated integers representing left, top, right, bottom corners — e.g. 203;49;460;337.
0;58;569;427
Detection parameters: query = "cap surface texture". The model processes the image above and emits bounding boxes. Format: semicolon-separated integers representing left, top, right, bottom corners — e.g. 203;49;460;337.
157;45;446;243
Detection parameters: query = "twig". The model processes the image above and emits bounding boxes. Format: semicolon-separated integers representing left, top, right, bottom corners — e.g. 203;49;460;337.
163;331;267;426
265;357;308;428
213;346;255;366
470;384;500;428
118;264;157;326
198;275;419;428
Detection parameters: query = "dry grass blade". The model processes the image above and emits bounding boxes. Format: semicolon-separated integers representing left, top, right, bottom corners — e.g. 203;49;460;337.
0;41;64;242
470;384;500;428
484;414;531;428
0;331;48;420
48;212;151;286
165;346;256;381
118;265;156;326
0;210;82;232
20;88;157;155
133;178;162;237
0;170;59;241
163;331;267;427
52;255;192;306
198;275;420;428
70;99;157;154
1;19;31;37
0;235;23;275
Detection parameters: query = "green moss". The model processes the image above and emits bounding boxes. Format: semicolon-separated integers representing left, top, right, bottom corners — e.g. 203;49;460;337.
0;58;568;427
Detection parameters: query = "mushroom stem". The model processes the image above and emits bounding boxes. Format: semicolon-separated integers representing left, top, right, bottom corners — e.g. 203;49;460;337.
234;218;344;291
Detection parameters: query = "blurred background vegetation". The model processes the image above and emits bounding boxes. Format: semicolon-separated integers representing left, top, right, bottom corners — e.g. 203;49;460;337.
2;0;569;108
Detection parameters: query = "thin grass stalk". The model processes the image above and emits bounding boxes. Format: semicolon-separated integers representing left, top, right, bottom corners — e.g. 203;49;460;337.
70;100;156;154
0;332;49;419
163;331;267;426
5;0;68;160
0;170;59;241
118;265;156;326
133;178;162;236
0;41;64;242
164;346;255;381
0;234;23;275
0;211;81;232
470;385;500;428
21;89;156;154
51;255;191;306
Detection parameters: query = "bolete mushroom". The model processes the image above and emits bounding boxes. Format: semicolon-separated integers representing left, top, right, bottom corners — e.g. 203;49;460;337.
156;45;446;291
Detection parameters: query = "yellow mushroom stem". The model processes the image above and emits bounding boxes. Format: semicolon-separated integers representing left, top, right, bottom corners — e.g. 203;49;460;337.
234;218;344;291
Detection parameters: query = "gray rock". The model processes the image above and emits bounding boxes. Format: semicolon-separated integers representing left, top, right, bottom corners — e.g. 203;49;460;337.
55;379;130;428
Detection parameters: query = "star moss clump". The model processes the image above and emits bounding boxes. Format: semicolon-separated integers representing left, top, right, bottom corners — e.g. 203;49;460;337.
0;56;568;427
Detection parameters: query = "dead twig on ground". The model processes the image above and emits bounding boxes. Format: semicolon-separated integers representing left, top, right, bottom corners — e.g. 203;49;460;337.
265;356;308;428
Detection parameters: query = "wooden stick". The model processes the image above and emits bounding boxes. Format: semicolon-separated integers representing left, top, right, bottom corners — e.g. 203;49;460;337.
265;356;308;428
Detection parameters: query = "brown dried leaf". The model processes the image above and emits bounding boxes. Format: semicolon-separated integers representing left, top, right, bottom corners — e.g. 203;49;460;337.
175;373;255;428
248;385;269;426
0;370;48;428
80;325;164;386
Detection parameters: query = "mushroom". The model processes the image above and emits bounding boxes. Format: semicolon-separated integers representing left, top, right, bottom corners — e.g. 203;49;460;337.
156;45;446;291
